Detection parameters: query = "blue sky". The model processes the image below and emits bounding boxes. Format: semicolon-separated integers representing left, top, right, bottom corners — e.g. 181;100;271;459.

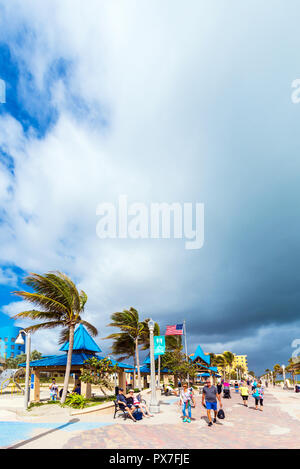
0;1;300;374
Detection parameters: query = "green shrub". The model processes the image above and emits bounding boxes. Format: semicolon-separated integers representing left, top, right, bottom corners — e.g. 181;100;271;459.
64;393;87;409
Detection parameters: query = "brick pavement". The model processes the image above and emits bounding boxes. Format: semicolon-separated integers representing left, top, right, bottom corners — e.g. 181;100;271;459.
63;388;300;449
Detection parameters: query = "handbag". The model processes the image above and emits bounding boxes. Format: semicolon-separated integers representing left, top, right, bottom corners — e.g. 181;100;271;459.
217;408;225;419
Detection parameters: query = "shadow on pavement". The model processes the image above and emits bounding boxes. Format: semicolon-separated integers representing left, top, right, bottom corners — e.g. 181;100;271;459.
7;418;80;449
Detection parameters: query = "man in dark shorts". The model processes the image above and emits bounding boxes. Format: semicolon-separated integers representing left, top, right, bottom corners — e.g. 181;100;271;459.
116;388;137;422
202;379;223;426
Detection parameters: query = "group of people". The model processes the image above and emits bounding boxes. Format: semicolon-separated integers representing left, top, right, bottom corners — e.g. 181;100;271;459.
116;388;154;422
175;376;266;426
49;378;81;401
176;380;223;426
234;378;264;411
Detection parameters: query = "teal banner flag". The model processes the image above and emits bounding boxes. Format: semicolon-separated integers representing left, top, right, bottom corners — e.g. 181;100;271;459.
154;336;166;355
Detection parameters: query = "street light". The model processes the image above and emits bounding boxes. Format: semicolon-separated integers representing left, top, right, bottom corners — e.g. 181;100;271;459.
148;319;160;414
15;330;31;410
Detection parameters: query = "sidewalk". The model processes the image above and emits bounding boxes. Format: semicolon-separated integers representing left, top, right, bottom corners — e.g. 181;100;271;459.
1;388;299;449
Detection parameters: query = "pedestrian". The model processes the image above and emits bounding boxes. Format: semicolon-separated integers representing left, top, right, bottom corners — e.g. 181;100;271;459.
49;378;59;401
252;383;264;411
234;381;239;393
239;382;249;407
176;382;196;423
217;380;222;395
202;379;223;427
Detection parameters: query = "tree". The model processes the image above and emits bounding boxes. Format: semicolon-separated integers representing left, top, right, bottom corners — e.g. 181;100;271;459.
4;350;43;370
105;308;148;390
13;271;97;404
222;351;235;378
80;357;117;395
235;365;245;380
273;363;282;382
210;354;227;380
162;350;197;383
107;332;136;386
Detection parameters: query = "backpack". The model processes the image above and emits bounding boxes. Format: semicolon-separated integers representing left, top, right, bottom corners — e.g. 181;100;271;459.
217;409;225;419
132;410;143;421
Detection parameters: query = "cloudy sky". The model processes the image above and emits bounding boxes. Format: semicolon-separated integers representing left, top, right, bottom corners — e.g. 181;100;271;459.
0;0;300;375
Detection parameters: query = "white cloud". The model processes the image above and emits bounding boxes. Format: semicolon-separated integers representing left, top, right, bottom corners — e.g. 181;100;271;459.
0;0;299;371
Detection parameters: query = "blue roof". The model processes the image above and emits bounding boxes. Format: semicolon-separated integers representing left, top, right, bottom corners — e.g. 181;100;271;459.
143;354;159;364
190;345;210;365
18;353;133;369
60;324;101;353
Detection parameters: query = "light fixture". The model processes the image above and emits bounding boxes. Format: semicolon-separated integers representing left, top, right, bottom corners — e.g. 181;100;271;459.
15;332;25;345
148;319;155;330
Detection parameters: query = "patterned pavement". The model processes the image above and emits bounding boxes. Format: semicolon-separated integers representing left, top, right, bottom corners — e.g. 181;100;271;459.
64;389;300;449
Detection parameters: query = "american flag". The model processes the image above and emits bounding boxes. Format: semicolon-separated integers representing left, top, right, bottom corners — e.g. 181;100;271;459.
165;324;184;336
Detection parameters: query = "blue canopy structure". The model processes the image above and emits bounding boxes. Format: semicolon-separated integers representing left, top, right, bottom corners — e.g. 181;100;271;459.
189;345;211;365
18;324;133;370
60;324;101;353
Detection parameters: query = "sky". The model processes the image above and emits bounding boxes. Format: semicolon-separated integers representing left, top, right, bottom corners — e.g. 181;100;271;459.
0;0;300;375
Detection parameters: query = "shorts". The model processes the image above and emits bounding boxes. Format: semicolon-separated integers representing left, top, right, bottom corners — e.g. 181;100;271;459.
205;401;217;411
242;395;248;400
255;398;263;406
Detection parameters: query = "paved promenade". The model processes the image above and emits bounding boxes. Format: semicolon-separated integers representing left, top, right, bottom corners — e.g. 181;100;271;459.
1;387;299;449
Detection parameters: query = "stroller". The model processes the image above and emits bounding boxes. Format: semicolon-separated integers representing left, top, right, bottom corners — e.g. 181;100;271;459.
223;387;231;399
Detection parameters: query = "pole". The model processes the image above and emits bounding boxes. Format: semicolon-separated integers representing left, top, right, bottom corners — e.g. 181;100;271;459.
183;320;189;386
158;355;161;390
149;321;160;413
24;331;31;410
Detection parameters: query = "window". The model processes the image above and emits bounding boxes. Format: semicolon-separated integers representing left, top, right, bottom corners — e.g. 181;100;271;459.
4;337;8;342
11;338;15;343
11;345;15;350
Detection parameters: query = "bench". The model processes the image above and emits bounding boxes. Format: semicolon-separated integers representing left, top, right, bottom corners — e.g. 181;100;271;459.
113;400;129;420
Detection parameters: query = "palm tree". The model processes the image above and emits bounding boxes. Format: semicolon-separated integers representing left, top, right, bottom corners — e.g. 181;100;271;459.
222;351;235;379
166;335;183;352
210;354;227;379
273;363;282;383
105;307;148;390
235;365;245;380
108;332;136;386
13;271;97;404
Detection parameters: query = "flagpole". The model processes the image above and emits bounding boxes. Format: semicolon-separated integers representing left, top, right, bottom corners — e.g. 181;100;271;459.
184;320;189;386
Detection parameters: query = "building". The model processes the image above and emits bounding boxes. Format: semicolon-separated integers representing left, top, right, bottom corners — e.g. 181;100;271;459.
233;354;249;375
18;324;134;401
0;326;26;360
215;352;249;377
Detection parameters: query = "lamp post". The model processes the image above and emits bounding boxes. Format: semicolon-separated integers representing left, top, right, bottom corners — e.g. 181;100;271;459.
148;319;160;413
15;330;31;410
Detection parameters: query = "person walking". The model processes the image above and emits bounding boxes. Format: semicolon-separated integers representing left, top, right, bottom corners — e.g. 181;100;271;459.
177;382;196;423
239;382;249;407
252;383;264;411
202;379;222;427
